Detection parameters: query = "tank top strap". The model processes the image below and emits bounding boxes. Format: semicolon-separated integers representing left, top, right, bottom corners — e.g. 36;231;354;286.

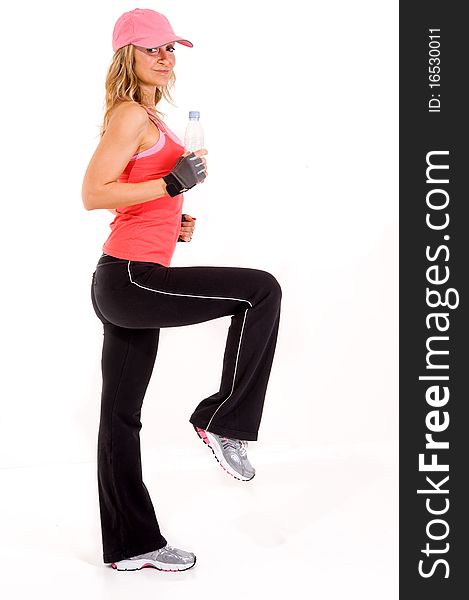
143;106;168;133
142;106;185;149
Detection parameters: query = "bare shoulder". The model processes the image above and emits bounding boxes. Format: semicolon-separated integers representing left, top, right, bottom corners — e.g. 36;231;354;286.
82;102;150;205
108;101;148;129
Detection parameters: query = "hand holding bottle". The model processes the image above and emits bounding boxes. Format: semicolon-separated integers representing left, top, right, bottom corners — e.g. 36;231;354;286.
162;110;208;197
182;148;208;177
163;149;208;197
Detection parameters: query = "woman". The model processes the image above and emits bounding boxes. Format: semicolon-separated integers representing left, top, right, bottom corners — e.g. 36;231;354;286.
83;8;282;573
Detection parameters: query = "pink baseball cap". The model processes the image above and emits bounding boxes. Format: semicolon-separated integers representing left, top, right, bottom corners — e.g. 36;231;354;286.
112;8;193;52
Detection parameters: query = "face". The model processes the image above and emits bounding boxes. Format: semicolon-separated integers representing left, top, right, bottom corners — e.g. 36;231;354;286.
133;42;176;85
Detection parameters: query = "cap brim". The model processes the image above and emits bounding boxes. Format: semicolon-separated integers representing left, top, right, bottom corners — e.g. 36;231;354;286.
129;37;193;50
174;38;193;48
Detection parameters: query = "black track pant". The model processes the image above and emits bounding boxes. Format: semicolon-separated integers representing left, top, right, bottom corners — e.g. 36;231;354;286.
90;252;282;563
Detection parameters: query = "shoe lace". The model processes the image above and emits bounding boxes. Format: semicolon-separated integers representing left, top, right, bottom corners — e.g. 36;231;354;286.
221;436;248;457
157;544;180;558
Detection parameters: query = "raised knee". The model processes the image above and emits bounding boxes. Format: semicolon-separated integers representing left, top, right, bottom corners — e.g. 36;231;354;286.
259;270;282;301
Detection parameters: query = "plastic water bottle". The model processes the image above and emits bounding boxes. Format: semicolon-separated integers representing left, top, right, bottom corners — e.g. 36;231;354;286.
184;111;204;152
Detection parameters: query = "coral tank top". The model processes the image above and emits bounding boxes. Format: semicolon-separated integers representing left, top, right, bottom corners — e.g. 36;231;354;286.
102;106;185;266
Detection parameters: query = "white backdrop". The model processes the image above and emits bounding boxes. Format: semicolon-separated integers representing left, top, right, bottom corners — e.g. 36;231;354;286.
1;0;398;594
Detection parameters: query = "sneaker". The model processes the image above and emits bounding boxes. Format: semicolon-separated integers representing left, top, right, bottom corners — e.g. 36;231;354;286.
193;425;255;481
111;544;196;572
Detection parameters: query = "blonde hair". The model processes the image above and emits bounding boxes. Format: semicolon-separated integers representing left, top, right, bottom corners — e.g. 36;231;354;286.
99;44;177;137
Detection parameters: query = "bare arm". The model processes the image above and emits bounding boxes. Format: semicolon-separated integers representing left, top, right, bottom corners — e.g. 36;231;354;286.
81;102;168;211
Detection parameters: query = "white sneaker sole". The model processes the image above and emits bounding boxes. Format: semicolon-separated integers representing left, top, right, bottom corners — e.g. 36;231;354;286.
111;556;196;571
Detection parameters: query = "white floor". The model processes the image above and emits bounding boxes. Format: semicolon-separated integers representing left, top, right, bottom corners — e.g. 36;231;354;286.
0;442;397;600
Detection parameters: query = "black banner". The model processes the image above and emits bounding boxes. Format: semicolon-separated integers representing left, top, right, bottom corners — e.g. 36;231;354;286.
400;1;468;596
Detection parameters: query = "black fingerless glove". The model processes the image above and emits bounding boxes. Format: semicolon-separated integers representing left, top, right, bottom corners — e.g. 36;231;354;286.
163;152;207;197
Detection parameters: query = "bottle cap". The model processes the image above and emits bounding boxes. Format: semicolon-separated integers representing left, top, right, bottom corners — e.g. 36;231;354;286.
189;111;200;119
